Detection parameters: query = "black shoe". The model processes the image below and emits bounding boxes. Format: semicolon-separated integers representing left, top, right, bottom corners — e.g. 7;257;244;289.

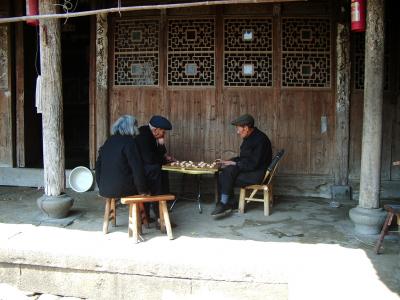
211;202;232;217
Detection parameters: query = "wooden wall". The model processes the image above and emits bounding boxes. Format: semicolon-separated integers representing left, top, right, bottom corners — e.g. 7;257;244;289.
107;1;336;183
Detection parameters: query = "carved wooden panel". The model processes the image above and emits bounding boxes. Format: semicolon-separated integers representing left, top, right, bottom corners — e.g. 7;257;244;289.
224;18;273;87
282;18;331;88
168;18;215;86
114;19;159;86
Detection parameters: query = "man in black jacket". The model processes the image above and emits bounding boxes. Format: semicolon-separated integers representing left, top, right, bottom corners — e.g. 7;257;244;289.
96;115;148;198
136;115;174;218
212;114;272;217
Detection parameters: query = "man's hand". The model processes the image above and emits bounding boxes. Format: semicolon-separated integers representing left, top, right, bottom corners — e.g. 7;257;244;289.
221;160;236;167
165;154;176;163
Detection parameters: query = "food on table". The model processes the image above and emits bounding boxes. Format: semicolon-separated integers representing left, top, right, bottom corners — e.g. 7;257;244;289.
169;160;218;169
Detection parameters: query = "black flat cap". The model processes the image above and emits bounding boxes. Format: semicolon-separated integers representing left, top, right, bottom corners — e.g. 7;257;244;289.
231;114;255;127
149;115;172;130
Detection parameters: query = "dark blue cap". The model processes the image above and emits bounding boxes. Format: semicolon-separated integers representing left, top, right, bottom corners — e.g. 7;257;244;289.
149;115;172;130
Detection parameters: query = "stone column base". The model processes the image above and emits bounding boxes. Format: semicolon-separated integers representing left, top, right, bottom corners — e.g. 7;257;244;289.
37;194;74;219
349;206;387;235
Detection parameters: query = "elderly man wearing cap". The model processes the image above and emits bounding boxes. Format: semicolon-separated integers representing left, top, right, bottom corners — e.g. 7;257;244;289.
212;114;272;217
136;115;174;219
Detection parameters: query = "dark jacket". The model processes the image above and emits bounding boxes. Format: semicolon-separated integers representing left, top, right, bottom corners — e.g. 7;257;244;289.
231;127;272;172
95;134;148;198
136;125;167;165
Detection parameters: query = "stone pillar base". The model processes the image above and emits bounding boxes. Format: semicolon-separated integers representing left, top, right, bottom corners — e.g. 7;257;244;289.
349;206;387;235
37;193;74;219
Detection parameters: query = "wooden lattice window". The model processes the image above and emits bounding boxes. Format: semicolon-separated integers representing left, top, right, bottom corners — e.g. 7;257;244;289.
114;18;159;86
352;32;389;90
281;18;331;88
168;18;215;86
224;18;273;87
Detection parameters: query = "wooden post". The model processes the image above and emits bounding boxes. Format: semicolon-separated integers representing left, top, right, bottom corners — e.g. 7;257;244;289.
334;1;350;187
358;0;385;209
15;1;25;167
0;1;13;167
349;0;387;234
95;13;109;153
39;0;65;196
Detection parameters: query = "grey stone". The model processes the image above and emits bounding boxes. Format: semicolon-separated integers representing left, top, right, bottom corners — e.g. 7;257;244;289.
349;206;387;234
37;194;74;219
331;185;351;200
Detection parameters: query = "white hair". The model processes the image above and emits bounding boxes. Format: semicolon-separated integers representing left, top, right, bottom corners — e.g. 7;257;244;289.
111;115;139;136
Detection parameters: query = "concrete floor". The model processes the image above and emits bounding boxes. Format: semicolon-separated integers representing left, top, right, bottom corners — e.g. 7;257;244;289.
0;186;399;300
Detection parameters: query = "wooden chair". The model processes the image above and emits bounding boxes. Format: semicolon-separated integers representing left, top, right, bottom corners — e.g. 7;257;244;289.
374;204;400;254
121;194;175;243
103;198;148;235
238;149;285;216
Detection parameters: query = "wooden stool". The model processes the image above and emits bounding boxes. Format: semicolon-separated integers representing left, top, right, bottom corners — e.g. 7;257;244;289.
103;198;148;234
374;204;400;254
121;194;175;243
103;198;116;234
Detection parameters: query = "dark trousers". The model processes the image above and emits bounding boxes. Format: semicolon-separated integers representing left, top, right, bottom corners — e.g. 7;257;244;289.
219;165;264;202
143;164;170;218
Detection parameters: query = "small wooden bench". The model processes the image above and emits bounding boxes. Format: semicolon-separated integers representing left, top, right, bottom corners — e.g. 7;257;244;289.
103;198;148;234
121;194;175;243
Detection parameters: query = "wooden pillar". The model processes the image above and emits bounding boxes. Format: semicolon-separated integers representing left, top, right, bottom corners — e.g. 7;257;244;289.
334;1;350;187
15;0;25;167
39;0;65;196
358;0;385;209
349;0;387;234
95;13;109;154
0;1;13;167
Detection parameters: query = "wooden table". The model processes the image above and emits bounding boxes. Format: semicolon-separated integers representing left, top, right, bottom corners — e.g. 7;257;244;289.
162;165;219;213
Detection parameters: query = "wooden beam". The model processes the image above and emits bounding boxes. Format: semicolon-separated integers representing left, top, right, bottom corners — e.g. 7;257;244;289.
0;22;13;167
15;0;25;167
39;0;65;196
95;13;109;154
334;0;350;186
0;0;307;24
89;14;96;169
358;0;385;209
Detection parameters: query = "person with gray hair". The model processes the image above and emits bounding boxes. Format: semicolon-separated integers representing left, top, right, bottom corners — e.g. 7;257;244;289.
96;115;148;198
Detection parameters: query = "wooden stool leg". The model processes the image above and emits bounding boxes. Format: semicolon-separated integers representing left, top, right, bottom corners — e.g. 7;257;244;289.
160;201;173;240
136;203;142;235
103;199;111;234
238;188;246;213
138;203;149;227
129;203;139;243
128;204;133;237
159;203;166;233
111;198;117;227
264;189;270;216
374;212;393;254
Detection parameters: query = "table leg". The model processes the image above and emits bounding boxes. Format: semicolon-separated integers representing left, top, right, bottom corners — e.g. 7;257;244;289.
197;175;202;214
169;173;186;211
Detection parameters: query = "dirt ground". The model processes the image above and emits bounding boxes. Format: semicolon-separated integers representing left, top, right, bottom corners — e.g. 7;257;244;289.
0;186;399;299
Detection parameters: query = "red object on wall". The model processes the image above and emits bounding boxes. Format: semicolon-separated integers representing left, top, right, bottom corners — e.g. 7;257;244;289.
351;0;366;32
26;0;39;26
